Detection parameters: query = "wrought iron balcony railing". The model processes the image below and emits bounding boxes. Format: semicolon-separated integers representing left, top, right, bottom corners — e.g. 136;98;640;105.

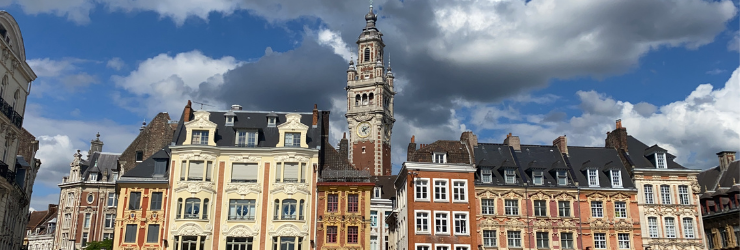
0;96;23;128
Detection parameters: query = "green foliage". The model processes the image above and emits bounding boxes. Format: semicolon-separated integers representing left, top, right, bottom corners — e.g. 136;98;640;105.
83;239;113;250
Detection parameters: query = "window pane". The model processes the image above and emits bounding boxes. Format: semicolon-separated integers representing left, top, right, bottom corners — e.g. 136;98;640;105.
151;192;163;210
125;224;137;243
147;224;160;243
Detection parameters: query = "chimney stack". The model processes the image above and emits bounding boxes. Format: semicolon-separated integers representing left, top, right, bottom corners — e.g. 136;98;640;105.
407;135;417;161
460;131;478;147
231;105;242;110
605;119;628;151
553;135;568;155
183;100;193;122
718;151;736;172
312;104;319;126
339;133;349;160
504;133;521;151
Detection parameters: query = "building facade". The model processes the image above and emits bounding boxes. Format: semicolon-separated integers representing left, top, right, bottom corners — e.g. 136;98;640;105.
315;181;374;250
0;10;39;250
164;104;327;250
699;151;739;250
24;204;57;250
605;121;705;250
369;176;395;250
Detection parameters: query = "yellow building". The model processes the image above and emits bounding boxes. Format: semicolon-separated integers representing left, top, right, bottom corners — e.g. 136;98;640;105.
165;104;328;250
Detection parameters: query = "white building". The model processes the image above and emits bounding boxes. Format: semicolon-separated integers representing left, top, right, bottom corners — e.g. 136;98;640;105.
370;176;396;250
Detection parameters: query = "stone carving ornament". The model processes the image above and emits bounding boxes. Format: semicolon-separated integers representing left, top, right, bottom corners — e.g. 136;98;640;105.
174;223;209;236
225;183;262;195
353;114;374;122
229;155;261;162
176;182;216;194
275;155;310;162
272;183;311;195
180;153;217;161
223;224;260;237
269;224;308;237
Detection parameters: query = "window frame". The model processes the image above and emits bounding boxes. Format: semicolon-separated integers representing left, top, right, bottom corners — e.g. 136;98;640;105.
415;211;431;234
536;231;549;249
610;169;622;187
648;217;659;238
104;214;115;228
660;185;672;204
481;169;493;183
558;201;571;217
433;179;449;202
414;178;430;201
453;212;469;235
561;232;574;249
284;132;301;147
150;192;163;210
326;226;338;243
434;211;450;235
124;224;137;243
452;180;468;202
129;192;142;210
664;217;676;238
504;169;517;184
557;170;568;186
147;224;160;243
481;199;495;215
593;233;606;249
347;194;359;213
433;152;447;163
347;226;359;244
533;170;544;185
682;217;695;238
327;194;339;212
655;152;667;168
614;201;627;218
507;231;521;248
678;185;691;205
191;130;209;145
587;169;599;187
505;199;519;216
228;199;256;221
644;184;654;204
617;233;629;249
533;200;547;217
483;230;497;247
591;201;603;218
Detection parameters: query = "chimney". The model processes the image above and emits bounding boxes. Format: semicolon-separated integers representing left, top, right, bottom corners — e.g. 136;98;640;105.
231;105;242;110
718;151;736;172
605;119;628;151
553;135;568;155
183;100;193;122
339;133;349;159
88;132;104;157
460;131;478;147
504;133;521;151
407;135;417;161
312;104;319;126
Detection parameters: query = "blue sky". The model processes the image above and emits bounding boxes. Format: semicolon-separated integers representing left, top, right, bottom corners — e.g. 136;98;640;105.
3;0;738;210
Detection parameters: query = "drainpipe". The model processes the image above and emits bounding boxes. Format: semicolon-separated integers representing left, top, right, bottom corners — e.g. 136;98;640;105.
577;183;583;250
524;183;530;249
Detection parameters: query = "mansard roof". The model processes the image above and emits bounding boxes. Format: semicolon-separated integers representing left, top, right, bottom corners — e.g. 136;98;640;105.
371;175;397;200
319;142;369;182
409;140;472;164
699;160;740;193
119;147;170;182
627;136;686;169
80;151;120;181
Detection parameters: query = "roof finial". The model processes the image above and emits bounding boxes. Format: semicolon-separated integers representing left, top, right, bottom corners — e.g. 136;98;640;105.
388;53;391;70
370;0;373;8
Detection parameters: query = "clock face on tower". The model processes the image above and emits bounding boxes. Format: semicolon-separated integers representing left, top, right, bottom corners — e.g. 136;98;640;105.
357;122;371;138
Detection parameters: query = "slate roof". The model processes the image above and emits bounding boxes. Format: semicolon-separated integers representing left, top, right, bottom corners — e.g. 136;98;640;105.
119;147;170;183
173;110;326;149
627;136;686;169
26;205;57;234
370;175;397;200
567;146;634;189
409;140;471;164
81;152;120;181
319;142;370;182
699;161;740;193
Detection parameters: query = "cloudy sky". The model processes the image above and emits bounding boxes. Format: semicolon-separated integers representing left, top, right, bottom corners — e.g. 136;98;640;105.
4;0;738;210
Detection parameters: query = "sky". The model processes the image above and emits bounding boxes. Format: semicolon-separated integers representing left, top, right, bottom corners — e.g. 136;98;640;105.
2;0;738;211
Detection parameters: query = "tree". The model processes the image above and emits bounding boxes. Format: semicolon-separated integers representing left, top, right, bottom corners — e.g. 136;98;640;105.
84;239;113;250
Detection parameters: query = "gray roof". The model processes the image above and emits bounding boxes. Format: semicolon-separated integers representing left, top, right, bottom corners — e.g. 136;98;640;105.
120;147;170;180
567;146;634;189
698;161;740;193
627;136;686;169
81;152;120;181
370;175;397;200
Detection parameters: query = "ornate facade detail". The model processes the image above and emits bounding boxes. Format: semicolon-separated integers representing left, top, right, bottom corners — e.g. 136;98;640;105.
223;224;260;237
275;155;310;162
229;155;261;162
278;113;309;131
180;153;217;161
271;183;311;195
173;223;210;236
352;115;374;122
225;183;262;195
589;219;611;230
268;224;309;237
175;182;216;194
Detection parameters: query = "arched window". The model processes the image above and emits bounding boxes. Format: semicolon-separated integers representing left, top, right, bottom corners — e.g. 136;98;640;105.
202;198;209;219
369;93;374;104
282;199;297;220
184;198;200;219
364;48;371;62
355;94;361;106
362;94;368;105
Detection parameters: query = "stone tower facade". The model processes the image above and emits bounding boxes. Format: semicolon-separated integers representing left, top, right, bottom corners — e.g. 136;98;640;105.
345;5;395;176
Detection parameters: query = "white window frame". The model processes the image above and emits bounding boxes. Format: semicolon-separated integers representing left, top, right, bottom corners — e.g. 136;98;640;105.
678;185;690;205
434;211;450;235
415;178;430;201
644;185;655;204
83;213;91;228
618;233;630;249
536;231;549;249
661;185;672;204
481;169;492;183
453;212;469;235
614;201;627;218
505;199;519;216
107;193;116;207
433;152;447;163
433;179;449;202
558;200;571;217
452;179;468;202
507;231;522;248
415;211;431;234
374;187;381;199
453;244;470;250
104;214;115;228
533;170;544;185
435;244;450;250
416;244;431;250
90;174;97;181
664;217;676;238
656;152;667;168
483;230;497;247
504;169;516;184
591;201;603;218
682;217;695;238
588;169;599;187
557;170;568;186
610;169;622;187
593;233;606;249
648;217;659;238
533;200;547;217
481;199;495;215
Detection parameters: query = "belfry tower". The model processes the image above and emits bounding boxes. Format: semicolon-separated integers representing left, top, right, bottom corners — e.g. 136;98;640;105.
345;4;395;176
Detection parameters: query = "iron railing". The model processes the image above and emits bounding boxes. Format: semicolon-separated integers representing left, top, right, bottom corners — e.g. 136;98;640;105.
0;96;23;128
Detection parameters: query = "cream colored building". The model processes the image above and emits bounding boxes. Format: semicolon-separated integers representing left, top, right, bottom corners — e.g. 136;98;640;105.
165;105;328;250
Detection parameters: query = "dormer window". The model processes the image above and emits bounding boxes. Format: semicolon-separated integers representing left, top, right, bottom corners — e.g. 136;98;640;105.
284;132;301;147
433;152;447;163
268;117;276;127
90;174;97;182
481;169;492;183
135;151;143;162
374;187;381;199
191;130;209;145
225;116;234;126
655;153;667;168
556;170;568;186
505;169;516;184
154;159;166;177
532;170;544;185
236;130;258;147
587;169;599;187
610;169;622;187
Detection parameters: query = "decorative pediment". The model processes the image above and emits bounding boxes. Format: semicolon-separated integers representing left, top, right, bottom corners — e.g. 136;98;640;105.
275;155;310;163
501;190;524;199
505;219;526;229
528;191;549;200
175;182;216;194
585;192;607;200
533;219;551;229
222;224;260;238
476;189;498;198
271;183;311;195
609;192;632;200
590;219;611;230
229;155;262;162
172;223;210;236
278;113;309;131
180;152;217;161
614;219;633;231
553;191;576;200
268;224;309;237
185;110;218;129
225;183;262;195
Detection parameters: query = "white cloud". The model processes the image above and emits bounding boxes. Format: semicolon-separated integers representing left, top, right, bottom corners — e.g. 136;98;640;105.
27;58;77;77
106;57;125;70
706;68;727;75
729;30;740;52
27;58;98;93
317;29;353;62
30;193;59;212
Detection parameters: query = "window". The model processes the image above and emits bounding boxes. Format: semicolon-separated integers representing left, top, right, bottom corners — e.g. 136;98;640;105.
66;192;74;207
327;194;338;212
481;199;495;215
533;170;544;185
364;48;371;62
370;211;379;227
83;213;91;228
452;180;467;201
87;193;94;203
147;224;160;243
274;200;280;220
481;169;492;183
610;169;622;187
129;192;141;210
187;161;205;181
454;246;468;250
591;201;603;217
135;151;143;162
536;232;549;249
505;169;516;184
283;163;300;183
103;233;113;240
417;245;431;250
107;193;116;206
588;169;599;186
229;200;256;220
507;231;521;248
348;194;359;212
505;199;518;215
664;217;676;238
415;179;429;200
644;185;655;204
347;226;358;244
125;224;137;243
561;233;574;249
180;236;202;250
299;200;305;220
648;217;659;237
435;212;449;234
191;130;209;145
82;232;89;246
661;185;672;204
453;212;468;235
614;201;627;218
150;192;163;210
177;198;183;219
284;132;301;147
679;185;690;205
656;152;667;168
184;198;201;219
90;174;98;181
232;163;258;183
237;131;258;147
436;245;449;250
557;170;568;185
534;200;547;217
326;226;337;243
282;199;298;220
617;233;629;249
416;212;430;233
268;116;276;127
104;214;115;228
203;199;209;219
558;201;570;217
374;187;381;198
483;230;497;247
154;159;166;176
593;233;606;249
226;237;253;250
433;152;446;163
683;218;695;238
434;179;448;201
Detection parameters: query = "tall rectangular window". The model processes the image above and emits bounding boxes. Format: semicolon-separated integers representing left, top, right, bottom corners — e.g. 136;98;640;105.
283;163;299;183
557;170;568;185
191;130;209;145
232;163;259;183
536;232;549;249
505;169;516;184
593;233;606;249
617;233;629;249
661;185;672;204
481;169;492;183
415;179;429;200
107;193;116;207
83;213;91;228
229;199;256;220
326;226;337;243
154;159;166;176
656;152;667;168
236;131;258;147
434;180;448;202
534;200;547;217
435;212;449;234
125;224;137;243
481;199;495;215
348;194;359;212
453;213;468;235
588;169;599;186
678;185;690;205
591;201;603;218
644;185;654;204
561;233;573;249
533;170;544;185
416;212;429;233
281;199;297;220
683;218;695;238
151;192;163;210
648;217;659;238
452;180;466;201
558;201;570;217
347;226;358;244
82;232;89;247
104;214;115;228
129;192;141;210
610;169;622;187
285;132;300;147
147;224;160;243
225;237;253;250
507;231;521;248
505;200;519;216
327;194;338;212
483;230;497;247
665;217;676;238
614;201;627;218
371;211;378;227
187;161;205;181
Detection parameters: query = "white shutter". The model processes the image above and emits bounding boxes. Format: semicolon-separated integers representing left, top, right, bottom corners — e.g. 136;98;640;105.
284;163;299;181
232;163;258;181
245;164;258;181
188;161;204;180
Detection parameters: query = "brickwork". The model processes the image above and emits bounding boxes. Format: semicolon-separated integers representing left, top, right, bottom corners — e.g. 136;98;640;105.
316;183;375;250
119;112;176;172
114;184;168;250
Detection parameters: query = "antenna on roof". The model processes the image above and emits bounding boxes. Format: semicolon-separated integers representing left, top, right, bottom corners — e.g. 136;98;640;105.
192;101;213;110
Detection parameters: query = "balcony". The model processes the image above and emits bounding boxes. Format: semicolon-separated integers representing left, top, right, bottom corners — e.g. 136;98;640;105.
0;96;23;128
0;161;14;182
